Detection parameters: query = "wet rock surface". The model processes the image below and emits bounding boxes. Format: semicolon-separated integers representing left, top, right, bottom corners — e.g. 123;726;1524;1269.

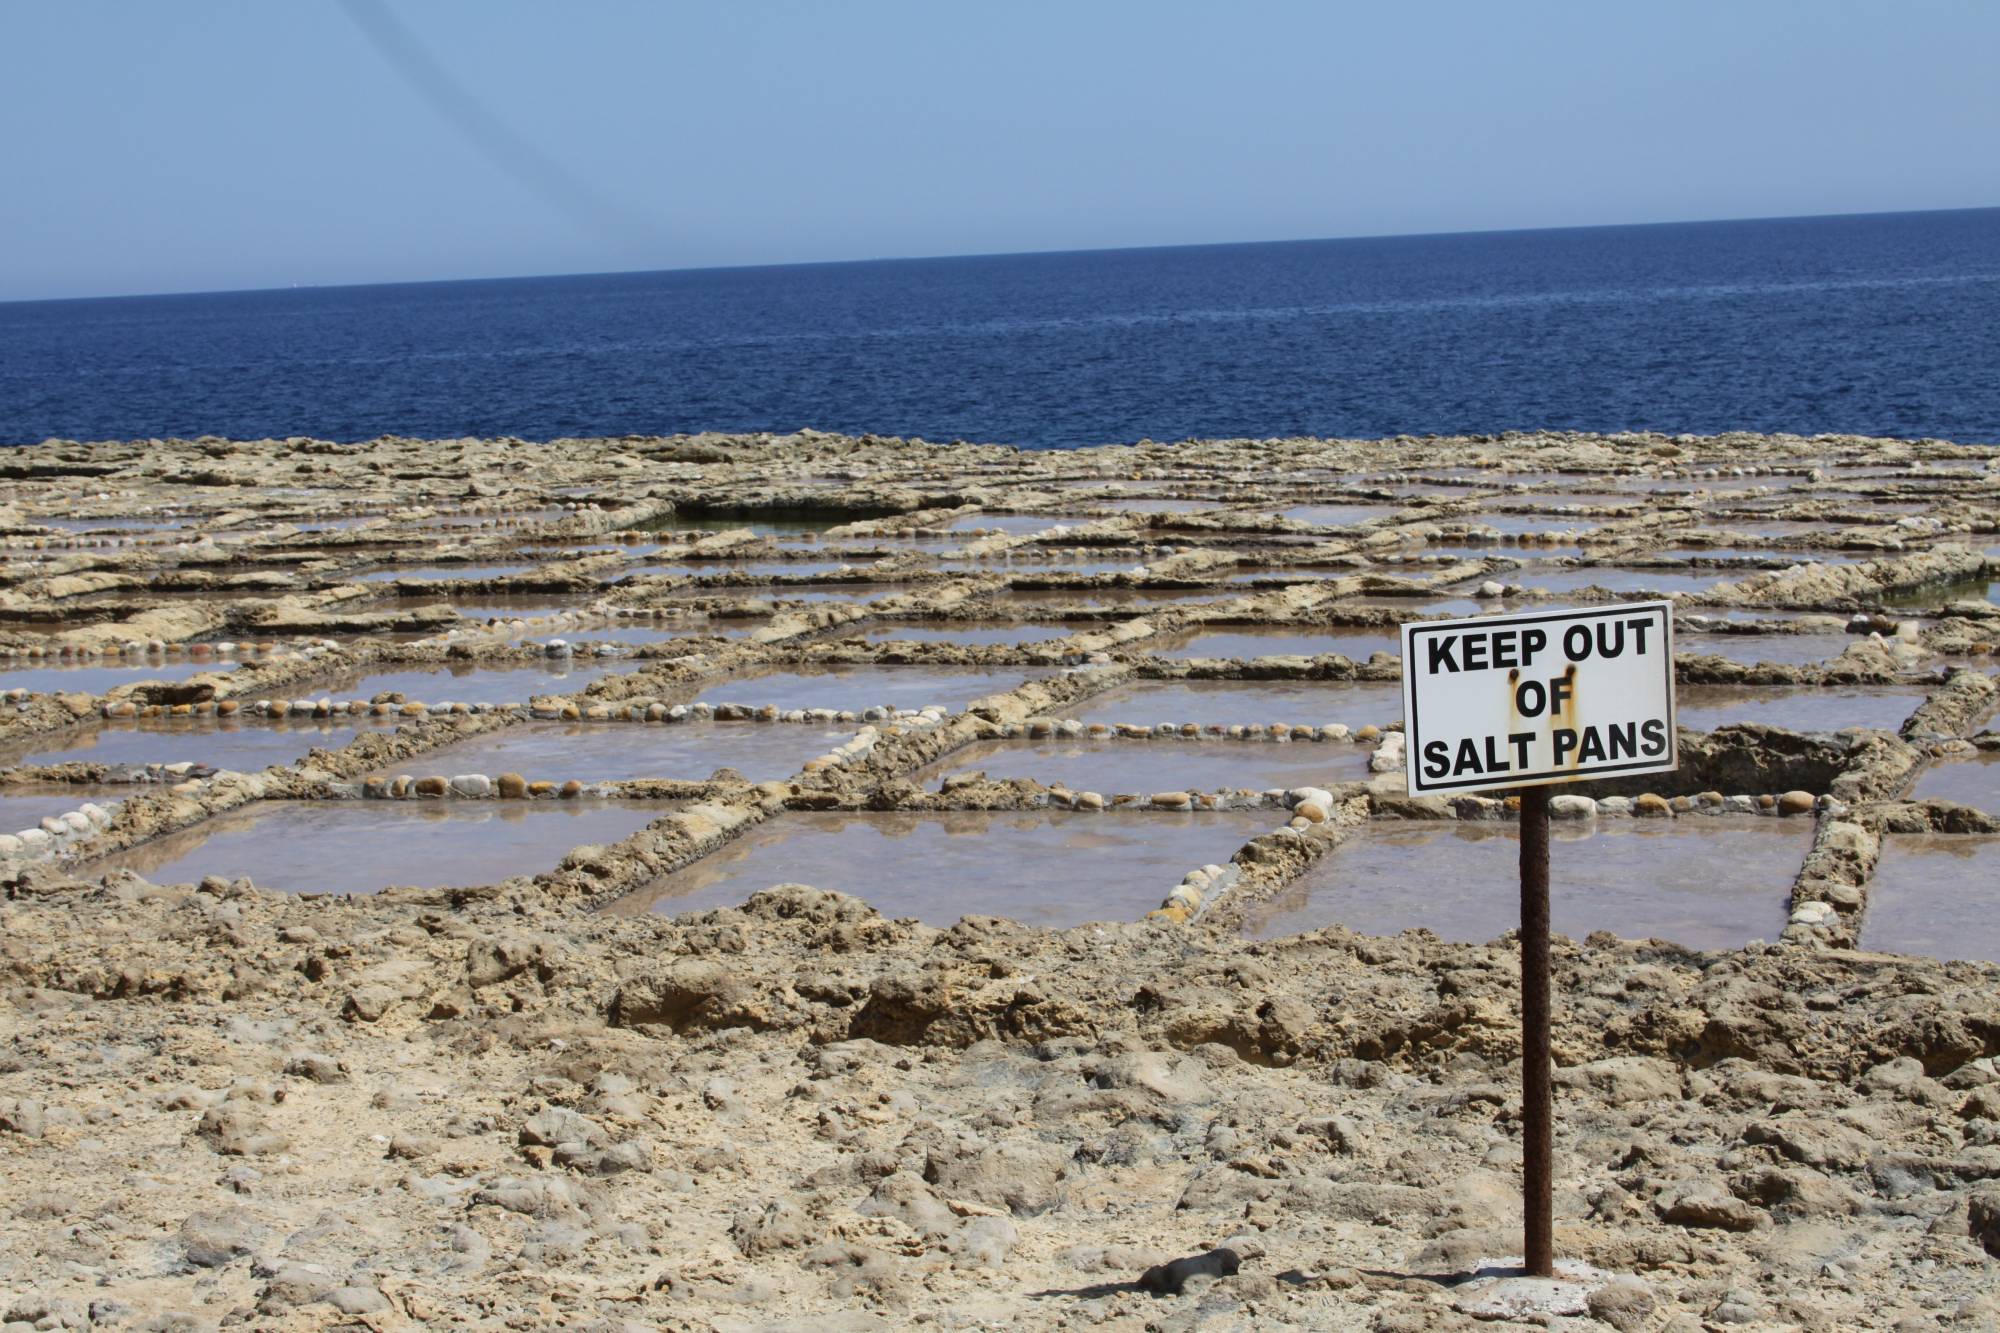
1;428;1998;1327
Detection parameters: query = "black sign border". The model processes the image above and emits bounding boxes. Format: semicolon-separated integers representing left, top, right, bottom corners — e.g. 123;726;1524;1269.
1402;602;1677;796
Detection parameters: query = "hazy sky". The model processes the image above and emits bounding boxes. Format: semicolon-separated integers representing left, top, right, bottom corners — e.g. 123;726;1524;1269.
4;0;1996;301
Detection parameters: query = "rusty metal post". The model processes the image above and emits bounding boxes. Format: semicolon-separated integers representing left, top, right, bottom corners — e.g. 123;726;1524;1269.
1518;784;1554;1277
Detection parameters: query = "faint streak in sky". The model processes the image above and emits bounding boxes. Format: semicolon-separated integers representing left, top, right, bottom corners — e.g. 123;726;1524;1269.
335;0;660;249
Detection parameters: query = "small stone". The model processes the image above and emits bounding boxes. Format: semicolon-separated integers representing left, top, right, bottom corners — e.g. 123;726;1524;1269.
1777;790;1816;816
1632;793;1671;817
496;772;528;798
1549;793;1596;819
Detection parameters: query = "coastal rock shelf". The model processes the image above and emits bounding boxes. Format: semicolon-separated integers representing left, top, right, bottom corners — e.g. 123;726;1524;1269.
2;430;1999;1329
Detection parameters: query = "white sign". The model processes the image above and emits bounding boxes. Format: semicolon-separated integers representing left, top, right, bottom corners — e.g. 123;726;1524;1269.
1401;601;1677;797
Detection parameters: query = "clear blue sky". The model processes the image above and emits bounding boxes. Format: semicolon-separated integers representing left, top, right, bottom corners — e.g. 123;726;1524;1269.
4;0;1996;301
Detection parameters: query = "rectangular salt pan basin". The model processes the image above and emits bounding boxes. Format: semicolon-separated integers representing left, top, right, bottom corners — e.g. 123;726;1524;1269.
940;514;1063;535
855;623;1076;647
1277;504;1400;526
2;786;123;832
1149;628;1400;661
1001;587;1231;604
1675;633;1858;667
353;565;535;582
1347;596;1488;618
526;623;755;646
371;720;858;784
947;560;1144;577
0;661;240;694
287;661;639;706
454;597;601;620
918;736;1377;793
1416;543;1588;560
696;666;1055;714
671;584;905;604
1493;494;1637;510
1515;566;1728;596
603;808;1275;927
624;561;863;580
1243;820;1805;949
1909;753;1999;810
1477;515;1599;536
89;800;678;895
1861;834;2000;962
1675;684;1932;734
0;717;398;771
1075;680;1404;728
637;514;858;536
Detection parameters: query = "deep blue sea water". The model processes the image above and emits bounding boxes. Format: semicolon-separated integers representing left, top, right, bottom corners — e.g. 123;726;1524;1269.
3;208;1997;448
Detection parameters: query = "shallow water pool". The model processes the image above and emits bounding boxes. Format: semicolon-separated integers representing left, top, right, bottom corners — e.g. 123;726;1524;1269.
373;719;856;784
918;735;1376;793
1674;684;1932;733
353;564;534;583
1861;834;2000;963
1908;752;1999;810
0;660;240;694
278;661;639;706
1243;819;1805;948
1073;680;1405;728
603;808;1275;926
854;622;1076;647
0;716;399;771
696;665;1055;714
90;799;678;894
1;785;124;832
1147;627;1400;660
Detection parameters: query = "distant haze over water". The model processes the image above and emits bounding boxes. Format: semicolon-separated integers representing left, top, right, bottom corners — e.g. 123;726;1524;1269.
2;208;1996;448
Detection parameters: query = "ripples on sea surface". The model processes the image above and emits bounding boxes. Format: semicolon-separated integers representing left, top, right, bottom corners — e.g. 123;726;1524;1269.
3;209;1996;445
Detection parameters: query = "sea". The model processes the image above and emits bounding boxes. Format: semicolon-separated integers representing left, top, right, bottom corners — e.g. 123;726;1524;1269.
2;208;1997;448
